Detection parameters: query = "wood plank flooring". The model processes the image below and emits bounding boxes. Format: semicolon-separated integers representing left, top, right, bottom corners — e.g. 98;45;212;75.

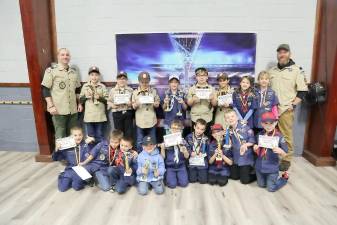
0;151;336;225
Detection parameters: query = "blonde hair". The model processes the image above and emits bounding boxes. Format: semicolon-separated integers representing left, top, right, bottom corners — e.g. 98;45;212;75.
257;70;270;80
109;129;123;140
57;48;70;55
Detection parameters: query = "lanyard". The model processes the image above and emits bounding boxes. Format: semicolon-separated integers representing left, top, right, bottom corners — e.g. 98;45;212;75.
192;133;204;154
74;145;81;165
260;89;267;107
239;92;249;112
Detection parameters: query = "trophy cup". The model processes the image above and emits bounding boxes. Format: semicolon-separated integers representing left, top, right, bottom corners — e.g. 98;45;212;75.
215;137;223;168
142;159;150;180
176;93;183;116
124;151;131;176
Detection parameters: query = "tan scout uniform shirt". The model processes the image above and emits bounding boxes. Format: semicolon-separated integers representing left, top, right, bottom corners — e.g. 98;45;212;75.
41;64;81;115
132;87;160;128
187;84;215;123
80;82;108;122
108;85;133;112
214;86;234;128
269;64;308;114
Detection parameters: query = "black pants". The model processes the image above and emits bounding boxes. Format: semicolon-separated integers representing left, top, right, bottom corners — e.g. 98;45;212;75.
230;164;256;184
112;110;134;138
188;167;208;184
208;173;228;186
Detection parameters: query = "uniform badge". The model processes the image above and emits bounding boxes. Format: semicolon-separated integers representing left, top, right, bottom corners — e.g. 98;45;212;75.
59;81;66;89
99;153;106;160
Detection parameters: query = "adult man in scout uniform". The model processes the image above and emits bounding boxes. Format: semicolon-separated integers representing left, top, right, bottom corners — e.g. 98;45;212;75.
269;44;308;171
41;48;82;139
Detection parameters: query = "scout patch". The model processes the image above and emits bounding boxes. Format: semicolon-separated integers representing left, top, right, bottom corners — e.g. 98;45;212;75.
59;81;66;89
99;153;106;160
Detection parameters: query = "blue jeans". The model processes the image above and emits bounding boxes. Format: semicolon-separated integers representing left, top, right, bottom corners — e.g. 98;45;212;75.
256;171;287;192
137;180;164;195
94;170;111;191
107;166;135;194
86;122;105;143
136;126;156;152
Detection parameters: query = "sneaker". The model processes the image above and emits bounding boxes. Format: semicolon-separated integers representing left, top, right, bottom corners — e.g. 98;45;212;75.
282;171;289;180
109;185;116;193
279;160;291;171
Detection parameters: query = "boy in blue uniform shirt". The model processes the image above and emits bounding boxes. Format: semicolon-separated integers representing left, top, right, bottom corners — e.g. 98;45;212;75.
137;135;166;195
253;112;289;192
107;136;138;194
253;71;279;133
162;74;188;134
185;118;209;184
208;124;233;186
225;109;256;184
160;120;189;189
52;127;92;192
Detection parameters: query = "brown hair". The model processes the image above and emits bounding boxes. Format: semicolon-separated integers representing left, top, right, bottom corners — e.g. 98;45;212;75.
121;136;133;146
195;118;207;127
70;126;83;133
109;129;123;140
170;119;184;129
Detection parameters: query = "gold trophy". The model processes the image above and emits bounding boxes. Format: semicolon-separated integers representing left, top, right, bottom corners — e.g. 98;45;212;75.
142;159;150;180
124;151;131;176
164;90;171;112
215;138;223;162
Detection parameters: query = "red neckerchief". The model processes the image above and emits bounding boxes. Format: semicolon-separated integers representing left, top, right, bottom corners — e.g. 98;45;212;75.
239;91;249;113
109;146;116;165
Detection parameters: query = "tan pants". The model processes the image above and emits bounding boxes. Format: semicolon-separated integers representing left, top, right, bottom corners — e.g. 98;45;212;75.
278;110;294;162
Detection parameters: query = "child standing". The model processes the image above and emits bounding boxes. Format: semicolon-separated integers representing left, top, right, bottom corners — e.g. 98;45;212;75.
232;76;257;129
212;72;234;129
185;118;209;184
108;71;134;138
79;66;108;143
160;120;189;189
187;67;215;136
52;127;92;192
162;74;188;134
208;124;233;186
225;109;256;184
137;135;165;195
253;71;279;133
107;136;138;194
132;72;160;151
253;112;289;192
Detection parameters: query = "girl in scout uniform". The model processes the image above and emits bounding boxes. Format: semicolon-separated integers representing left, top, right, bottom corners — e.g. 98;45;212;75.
185;118;209;184
52;127;92;192
132;72;160;152
232;76;257;129
208;124;233;186
79;66;108;143
160;120;189;189
211;72;234;129
253;71;279;134
253;112;289;192
187;67;216;137
108;71;134;138
162;74;188;134
224;109;256;184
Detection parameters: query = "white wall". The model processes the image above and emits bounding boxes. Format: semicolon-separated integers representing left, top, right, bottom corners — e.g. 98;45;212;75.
55;0;317;82
0;0;28;83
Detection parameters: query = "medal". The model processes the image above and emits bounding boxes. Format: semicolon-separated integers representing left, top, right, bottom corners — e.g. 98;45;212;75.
99;153;105;160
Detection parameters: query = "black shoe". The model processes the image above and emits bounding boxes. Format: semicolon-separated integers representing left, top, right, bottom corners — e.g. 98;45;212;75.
279;160;291;171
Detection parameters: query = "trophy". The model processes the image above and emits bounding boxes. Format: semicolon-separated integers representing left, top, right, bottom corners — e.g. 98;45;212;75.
176;93;183;116
88;84;99;105
152;162;158;177
142;159;150;180
164;90;171;112
215;137;223;168
124;151;131;176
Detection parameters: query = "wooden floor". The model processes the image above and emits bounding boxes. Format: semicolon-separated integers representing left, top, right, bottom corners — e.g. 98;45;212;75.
0;151;337;225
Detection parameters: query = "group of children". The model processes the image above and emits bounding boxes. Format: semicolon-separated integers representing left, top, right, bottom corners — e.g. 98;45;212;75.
53;66;289;195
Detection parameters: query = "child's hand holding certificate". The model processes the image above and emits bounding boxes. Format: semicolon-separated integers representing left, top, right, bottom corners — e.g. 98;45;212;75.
258;135;280;149
163;132;182;147
56;136;76;150
139;95;154;104
195;88;211;100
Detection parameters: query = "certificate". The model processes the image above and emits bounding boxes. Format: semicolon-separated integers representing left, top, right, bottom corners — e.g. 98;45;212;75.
218;94;233;105
163;132;182;147
195;88;211;99
72;166;92;180
56;137;76;150
189;155;205;166
139;95;154;104
114;93;130;105
258;135;280;149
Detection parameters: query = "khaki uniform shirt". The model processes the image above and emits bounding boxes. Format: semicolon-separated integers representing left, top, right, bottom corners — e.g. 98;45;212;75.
187;84;215;123
108;85;133;112
80;82;108;122
132;87;160;128
41;64;81;115
269;64;308;114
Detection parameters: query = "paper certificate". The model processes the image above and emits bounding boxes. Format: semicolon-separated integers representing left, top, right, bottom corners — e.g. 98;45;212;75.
258;135;280;149
189;155;205;166
56;137;76;150
163;132;182;147
114;93;130;105
218;94;233;106
72;166;92;180
195;88;211;99
139;95;154;104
